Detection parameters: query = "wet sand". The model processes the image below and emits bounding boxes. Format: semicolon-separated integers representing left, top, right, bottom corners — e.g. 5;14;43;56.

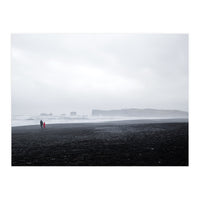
12;119;188;166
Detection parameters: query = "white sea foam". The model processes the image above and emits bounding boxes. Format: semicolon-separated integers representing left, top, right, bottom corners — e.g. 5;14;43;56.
11;113;186;127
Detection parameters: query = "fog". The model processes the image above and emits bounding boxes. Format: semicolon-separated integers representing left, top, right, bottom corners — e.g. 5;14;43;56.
11;34;188;115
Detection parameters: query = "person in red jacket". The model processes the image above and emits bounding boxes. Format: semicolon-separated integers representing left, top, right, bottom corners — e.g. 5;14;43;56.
43;122;46;128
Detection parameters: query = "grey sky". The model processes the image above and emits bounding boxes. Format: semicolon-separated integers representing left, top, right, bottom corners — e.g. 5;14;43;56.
11;34;188;115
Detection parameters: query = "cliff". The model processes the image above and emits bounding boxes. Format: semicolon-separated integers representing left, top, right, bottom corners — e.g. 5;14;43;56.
92;108;188;118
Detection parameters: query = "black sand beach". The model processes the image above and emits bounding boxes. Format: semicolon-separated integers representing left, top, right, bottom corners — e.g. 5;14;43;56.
12;119;188;166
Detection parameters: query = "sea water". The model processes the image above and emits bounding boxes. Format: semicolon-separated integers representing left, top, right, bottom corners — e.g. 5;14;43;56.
11;113;181;127
12;114;89;127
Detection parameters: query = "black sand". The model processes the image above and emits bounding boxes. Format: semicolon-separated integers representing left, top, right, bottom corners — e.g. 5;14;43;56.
12;119;188;166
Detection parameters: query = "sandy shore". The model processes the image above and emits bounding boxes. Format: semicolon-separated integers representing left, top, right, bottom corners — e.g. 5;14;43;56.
12;119;188;166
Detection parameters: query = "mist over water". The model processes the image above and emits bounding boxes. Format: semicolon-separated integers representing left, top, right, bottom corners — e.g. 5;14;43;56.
12;113;187;127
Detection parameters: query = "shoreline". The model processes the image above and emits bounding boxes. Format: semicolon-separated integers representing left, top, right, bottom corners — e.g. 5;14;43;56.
12;118;188;128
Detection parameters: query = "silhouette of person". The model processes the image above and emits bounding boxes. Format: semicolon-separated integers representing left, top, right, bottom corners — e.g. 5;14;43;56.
40;120;43;128
43;122;46;128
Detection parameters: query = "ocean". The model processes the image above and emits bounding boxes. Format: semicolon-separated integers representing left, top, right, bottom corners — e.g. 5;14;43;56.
11;113;185;127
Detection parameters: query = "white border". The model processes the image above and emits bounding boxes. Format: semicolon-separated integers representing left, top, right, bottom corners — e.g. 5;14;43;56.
0;0;199;200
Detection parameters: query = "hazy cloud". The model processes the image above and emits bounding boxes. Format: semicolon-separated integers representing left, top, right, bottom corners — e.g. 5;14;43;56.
11;34;188;115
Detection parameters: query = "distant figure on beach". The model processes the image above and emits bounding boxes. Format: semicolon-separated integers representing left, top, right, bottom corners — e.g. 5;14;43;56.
40;120;43;128
43;122;46;128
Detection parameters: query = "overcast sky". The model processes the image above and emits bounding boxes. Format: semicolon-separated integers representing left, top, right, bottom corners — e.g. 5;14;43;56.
11;34;188;115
